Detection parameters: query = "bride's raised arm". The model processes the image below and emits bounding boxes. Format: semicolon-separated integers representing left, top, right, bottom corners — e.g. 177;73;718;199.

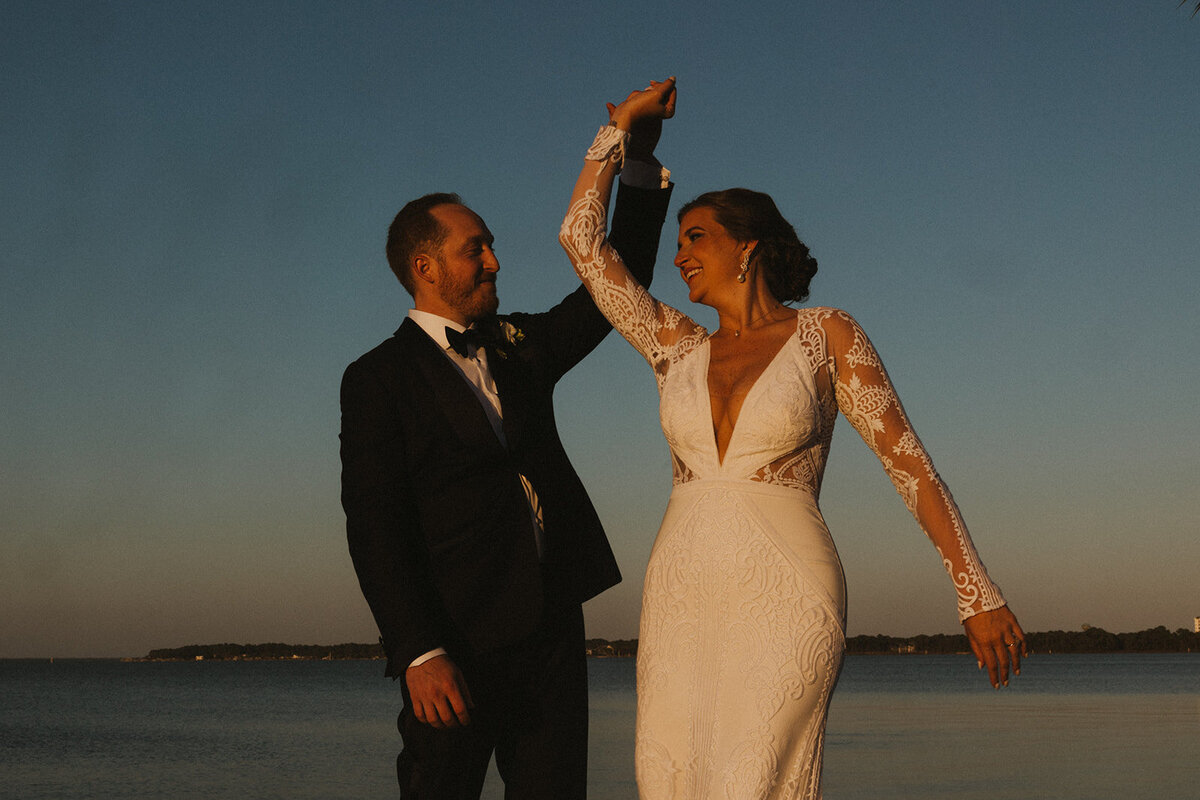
559;78;706;382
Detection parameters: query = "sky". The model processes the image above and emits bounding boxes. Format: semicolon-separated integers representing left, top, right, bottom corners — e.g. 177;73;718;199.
2;1;1198;659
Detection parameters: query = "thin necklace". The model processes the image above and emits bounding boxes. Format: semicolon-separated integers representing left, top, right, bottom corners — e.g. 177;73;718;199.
719;304;784;337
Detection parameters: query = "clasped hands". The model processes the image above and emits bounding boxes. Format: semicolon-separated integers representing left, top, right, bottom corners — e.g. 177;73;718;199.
608;76;677;162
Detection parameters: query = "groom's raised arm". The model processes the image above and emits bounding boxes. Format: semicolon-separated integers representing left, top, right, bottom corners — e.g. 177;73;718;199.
610;103;673;291
516;132;673;379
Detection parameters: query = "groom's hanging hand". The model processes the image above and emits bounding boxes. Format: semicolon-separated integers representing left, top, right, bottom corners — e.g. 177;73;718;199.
406;654;475;728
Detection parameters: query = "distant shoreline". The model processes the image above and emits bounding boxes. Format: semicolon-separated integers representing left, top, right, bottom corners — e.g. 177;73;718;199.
119;625;1200;662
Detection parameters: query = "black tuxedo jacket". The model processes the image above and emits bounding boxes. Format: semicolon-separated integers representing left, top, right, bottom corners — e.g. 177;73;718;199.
341;183;671;676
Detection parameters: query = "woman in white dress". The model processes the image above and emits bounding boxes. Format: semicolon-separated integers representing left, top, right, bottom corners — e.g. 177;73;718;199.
559;78;1027;800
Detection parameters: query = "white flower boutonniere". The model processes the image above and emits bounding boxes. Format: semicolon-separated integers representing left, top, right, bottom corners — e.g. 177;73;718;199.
485;319;526;359
499;320;526;347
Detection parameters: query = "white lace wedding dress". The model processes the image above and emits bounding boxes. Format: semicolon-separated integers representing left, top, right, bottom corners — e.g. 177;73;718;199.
560;127;1007;800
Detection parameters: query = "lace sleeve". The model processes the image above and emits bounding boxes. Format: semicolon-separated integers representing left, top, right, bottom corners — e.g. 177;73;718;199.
825;309;1006;621
559;127;706;384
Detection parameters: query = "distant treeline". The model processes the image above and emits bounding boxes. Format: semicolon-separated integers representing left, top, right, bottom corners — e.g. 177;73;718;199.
140;642;385;661
846;625;1200;655
139;626;1200;661
142;639;641;661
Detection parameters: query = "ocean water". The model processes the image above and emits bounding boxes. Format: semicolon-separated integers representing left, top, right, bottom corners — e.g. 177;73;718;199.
1;654;1196;799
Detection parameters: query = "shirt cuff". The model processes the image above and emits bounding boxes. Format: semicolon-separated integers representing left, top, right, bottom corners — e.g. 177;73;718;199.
408;647;447;669
620;158;672;190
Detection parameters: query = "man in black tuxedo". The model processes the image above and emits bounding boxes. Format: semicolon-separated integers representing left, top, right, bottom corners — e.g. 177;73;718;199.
340;120;671;798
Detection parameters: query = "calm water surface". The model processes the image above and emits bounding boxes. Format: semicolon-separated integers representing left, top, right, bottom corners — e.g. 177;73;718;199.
2;654;1196;798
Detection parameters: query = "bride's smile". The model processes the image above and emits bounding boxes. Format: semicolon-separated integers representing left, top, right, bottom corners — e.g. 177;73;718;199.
674;206;750;303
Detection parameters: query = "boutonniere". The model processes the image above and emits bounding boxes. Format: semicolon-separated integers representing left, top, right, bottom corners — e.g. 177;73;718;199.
498;320;525;348
481;318;526;360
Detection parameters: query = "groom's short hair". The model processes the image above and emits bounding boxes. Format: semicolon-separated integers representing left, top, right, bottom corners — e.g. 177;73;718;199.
386;192;464;295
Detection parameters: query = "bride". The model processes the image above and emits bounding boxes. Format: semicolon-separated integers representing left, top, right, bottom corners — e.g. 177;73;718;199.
560;78;1027;800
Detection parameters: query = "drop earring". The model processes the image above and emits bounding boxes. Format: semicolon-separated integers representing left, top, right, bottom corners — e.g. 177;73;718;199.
736;250;750;283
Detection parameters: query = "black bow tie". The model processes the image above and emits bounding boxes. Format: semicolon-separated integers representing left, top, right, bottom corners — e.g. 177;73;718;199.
445;326;492;359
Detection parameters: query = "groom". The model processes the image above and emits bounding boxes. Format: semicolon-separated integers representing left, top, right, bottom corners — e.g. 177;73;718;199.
340;124;671;798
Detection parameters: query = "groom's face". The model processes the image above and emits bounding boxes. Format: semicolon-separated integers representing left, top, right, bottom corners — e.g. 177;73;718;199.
428;203;500;323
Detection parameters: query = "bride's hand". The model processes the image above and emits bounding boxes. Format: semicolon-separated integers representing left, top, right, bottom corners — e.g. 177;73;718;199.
608;77;677;133
963;605;1027;689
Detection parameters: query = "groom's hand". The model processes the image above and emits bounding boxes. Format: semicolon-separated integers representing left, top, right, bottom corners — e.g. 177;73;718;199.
406;654;475;728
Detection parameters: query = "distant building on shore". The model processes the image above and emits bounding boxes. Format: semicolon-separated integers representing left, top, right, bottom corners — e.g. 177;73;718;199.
1194;616;1199;633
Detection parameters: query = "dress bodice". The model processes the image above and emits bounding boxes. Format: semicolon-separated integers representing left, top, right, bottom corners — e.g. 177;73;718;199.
660;312;836;494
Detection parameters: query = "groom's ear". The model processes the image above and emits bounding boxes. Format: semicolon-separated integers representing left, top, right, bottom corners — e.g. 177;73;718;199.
412;253;439;286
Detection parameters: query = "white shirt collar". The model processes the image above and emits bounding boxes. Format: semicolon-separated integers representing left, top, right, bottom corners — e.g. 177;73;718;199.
408;308;468;351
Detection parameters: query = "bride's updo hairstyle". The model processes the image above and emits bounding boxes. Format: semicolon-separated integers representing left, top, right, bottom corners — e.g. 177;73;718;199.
678;188;818;304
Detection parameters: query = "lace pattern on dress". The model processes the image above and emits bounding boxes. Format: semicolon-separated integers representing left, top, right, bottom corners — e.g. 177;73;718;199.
745;310;839;495
560;129;708;388
670;449;698;485
824;309;1006;619
584;125;627;166
635;483;844;799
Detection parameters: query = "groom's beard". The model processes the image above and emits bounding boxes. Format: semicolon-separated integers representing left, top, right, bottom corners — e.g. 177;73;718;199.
440;272;499;321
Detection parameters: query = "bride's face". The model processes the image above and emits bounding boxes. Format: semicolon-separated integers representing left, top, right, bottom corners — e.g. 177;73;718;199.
674;206;748;305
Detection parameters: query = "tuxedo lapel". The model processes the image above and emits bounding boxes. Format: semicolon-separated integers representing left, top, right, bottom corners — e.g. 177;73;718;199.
397;320;508;456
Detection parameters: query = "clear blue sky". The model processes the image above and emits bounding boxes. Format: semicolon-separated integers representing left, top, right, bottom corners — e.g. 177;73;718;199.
3;2;1197;658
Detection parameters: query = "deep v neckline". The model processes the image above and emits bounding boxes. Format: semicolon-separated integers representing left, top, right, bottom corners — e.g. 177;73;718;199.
705;316;800;466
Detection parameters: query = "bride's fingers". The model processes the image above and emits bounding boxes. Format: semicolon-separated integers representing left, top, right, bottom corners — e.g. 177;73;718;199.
611;78;677;128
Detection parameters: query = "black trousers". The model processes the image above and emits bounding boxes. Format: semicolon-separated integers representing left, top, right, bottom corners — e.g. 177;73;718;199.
396;604;588;799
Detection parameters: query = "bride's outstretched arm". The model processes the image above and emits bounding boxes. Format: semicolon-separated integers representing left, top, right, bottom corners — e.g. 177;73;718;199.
824;309;1027;688
559;78;706;380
